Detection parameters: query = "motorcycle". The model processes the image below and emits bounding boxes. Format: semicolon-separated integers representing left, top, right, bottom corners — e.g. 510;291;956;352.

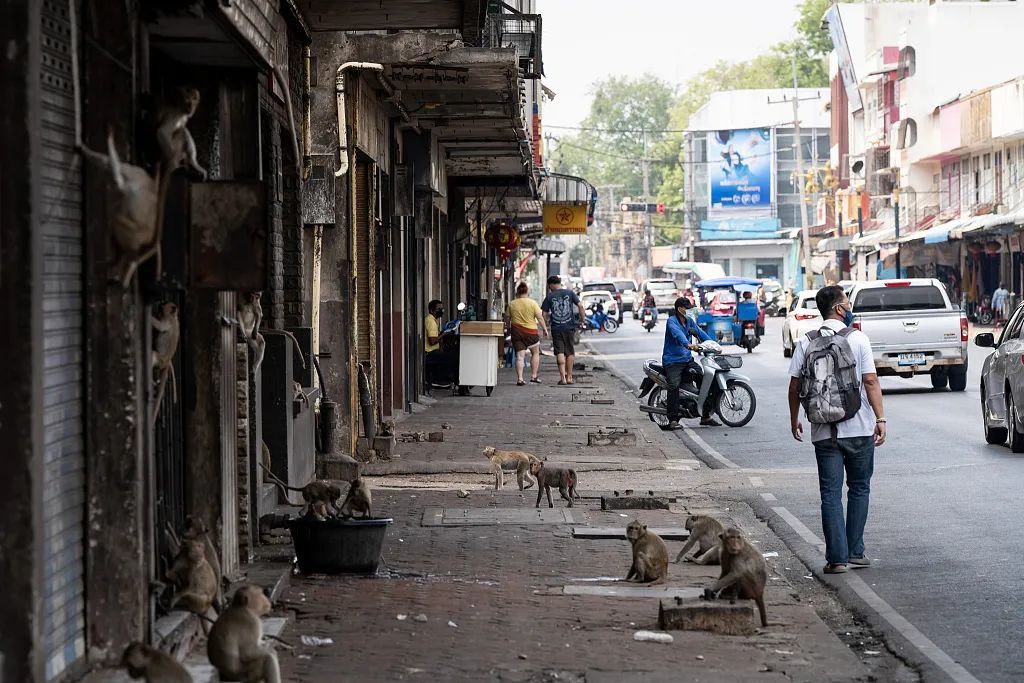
636;340;756;428
641;306;657;332
583;303;618;333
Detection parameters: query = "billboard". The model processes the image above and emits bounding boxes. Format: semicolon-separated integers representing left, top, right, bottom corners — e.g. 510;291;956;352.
542;202;588;235
707;128;773;213
700;217;781;241
825;5;863;113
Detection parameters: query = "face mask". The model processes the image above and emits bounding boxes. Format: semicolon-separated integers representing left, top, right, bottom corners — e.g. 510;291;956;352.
840;305;854;327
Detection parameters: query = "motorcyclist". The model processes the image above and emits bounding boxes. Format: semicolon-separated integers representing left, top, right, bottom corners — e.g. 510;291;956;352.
662;296;720;428
641;290;658;323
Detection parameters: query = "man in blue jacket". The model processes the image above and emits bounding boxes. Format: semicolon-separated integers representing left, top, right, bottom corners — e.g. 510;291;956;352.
663;296;719;428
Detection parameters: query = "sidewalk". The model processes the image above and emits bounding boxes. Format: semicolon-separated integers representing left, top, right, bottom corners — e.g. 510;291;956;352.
270;352;912;682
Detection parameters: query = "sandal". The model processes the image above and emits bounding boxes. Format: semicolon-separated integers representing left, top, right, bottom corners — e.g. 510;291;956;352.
823;563;848;574
530;378;541;384
516;380;525;386
558;380;568;386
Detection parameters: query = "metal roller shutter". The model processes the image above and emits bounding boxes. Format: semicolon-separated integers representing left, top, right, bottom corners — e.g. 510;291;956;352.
39;0;86;678
353;161;376;370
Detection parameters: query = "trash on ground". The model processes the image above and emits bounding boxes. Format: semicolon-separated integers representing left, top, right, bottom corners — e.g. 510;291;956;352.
773;649;793;655
864;650;881;655
448;620;458;628
518;653;528;660
300;635;334;647
763;552;779;558
457;490;470;498
414;614;428;622
695;655;705;661
396;614;408;621
633;630;674;644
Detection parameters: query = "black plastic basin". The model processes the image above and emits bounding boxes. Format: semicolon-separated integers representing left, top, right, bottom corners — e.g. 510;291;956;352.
288;517;393;574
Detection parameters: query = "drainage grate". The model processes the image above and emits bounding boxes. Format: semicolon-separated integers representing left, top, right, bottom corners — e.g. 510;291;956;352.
572;527;689;541
422;507;577;526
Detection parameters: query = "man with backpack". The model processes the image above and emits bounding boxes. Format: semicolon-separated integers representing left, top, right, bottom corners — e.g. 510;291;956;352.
787;285;886;575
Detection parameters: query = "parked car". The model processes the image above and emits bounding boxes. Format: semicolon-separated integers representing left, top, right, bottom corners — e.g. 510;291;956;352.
582;281;625;323
781;289;821;358
976;308;1024;449
632;278;680;316
612;279;639;312
848;278;968;390
580;290;619;325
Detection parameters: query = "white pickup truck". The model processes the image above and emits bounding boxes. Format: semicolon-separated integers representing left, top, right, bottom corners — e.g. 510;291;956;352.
848;278;969;391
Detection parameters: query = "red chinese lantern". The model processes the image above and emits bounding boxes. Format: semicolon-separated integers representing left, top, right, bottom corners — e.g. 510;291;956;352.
486;222;520;260
985;240;1001;255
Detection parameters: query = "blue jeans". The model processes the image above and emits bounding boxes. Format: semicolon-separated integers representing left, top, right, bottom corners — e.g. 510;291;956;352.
813;436;874;565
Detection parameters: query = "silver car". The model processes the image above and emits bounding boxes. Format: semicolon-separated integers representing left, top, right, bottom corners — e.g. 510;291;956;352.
978;305;1024;451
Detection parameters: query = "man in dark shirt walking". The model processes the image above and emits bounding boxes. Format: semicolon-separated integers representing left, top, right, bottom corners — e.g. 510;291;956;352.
542;275;587;385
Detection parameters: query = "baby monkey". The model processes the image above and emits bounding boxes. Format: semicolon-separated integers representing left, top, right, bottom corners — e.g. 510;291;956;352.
703;527;768;627
674;514;725;565
122;642;192;683
625;519;669;585
338;477;372;519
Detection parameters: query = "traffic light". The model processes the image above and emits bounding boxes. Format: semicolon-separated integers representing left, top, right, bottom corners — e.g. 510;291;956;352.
619;202;666;214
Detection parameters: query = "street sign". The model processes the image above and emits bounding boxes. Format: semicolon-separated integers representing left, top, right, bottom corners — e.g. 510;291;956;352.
543;202;588;234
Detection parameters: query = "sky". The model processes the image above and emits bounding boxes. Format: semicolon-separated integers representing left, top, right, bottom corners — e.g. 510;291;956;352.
540;0;807;129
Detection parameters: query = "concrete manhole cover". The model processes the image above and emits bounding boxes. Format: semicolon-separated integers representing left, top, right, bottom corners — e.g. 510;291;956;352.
422;507;578;526
421;507;577;528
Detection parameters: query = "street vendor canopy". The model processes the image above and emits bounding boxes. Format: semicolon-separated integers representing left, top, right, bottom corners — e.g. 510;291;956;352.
693;276;764;288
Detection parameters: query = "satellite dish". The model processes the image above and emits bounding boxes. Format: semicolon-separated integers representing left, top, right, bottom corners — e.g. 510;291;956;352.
851;160;864;174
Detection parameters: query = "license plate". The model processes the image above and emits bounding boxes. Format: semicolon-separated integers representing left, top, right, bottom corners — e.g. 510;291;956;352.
898;353;926;366
744;328;755;336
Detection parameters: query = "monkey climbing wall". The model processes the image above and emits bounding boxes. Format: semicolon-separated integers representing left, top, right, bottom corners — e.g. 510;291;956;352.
39;0;87;678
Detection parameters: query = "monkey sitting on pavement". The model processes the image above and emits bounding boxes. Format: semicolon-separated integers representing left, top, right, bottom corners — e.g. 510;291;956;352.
166;540;219;629
122;642;192;683
625;519;669;585
338;477;372;519
528;460;580;508
702;527;768;627
483;446;539;490
258;461;342;518
674;514;725;565
207;584;280;683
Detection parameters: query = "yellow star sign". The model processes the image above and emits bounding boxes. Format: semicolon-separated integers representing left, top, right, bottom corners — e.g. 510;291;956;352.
543;202;588;234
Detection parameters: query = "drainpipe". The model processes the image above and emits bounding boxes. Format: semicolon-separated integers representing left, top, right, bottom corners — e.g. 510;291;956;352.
334;62;416;178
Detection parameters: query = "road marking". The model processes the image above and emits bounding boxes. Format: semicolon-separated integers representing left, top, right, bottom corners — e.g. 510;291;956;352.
748;476;764;487
844;573;982;683
771;506;826;551
771;506;982;683
760;492;777;502
682;426;739;469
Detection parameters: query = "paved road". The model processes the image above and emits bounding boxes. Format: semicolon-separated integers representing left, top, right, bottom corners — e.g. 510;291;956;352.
587;315;1022;683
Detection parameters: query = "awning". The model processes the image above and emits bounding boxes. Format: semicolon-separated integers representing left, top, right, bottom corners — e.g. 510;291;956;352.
955;210;1024;238
816;235;853;252
850;226;895;250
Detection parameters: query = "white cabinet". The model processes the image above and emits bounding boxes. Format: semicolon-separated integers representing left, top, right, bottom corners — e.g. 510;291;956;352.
459;334;500;395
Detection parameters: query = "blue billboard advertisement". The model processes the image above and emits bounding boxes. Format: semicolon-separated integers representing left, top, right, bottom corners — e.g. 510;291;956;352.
707;128;773;213
700;217;781;241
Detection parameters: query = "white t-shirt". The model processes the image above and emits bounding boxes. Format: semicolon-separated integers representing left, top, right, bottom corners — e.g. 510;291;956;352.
788;318;878;443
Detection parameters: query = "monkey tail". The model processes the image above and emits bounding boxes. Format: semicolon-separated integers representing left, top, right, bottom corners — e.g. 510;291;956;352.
106;132;127;192
151;369;170;427
258;461;306;495
755;595;768;627
170;363;178;404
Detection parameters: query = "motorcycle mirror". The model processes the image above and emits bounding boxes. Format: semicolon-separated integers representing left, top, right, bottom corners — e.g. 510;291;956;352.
457;302;467;312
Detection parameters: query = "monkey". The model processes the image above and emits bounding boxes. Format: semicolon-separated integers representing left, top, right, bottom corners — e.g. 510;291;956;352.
155;87;207;181
338;477;372;519
528;460;579;508
182;516;223;612
703;527;768;627
293;381;310;409
237;291;306;372
303;500;330;522
261;440;272;473
258;461;342;517
625;519;669;585
482;446;538;490
674;514;725;565
79;132;162;287
151;302;180;427
207;584;281;683
166;540;219;627
122;642;193;683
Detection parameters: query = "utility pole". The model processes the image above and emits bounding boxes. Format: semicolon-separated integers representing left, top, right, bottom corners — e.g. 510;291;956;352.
893;186;901;277
791;55;813;290
641;128;653;281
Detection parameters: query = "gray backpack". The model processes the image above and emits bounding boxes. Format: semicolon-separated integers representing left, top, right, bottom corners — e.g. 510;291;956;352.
799;327;862;428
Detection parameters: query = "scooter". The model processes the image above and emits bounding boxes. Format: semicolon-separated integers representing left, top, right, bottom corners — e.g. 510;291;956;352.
583;303;618;333
641;306;658;332
636;340;756;428
738;320;760;353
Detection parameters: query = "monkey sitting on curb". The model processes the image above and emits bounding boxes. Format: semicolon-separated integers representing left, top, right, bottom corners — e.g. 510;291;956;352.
338;477;372;519
483;446;539;491
528;460;580;508
122;642;192;683
207;584;280;683
702;527;768;627
625;519;669;585
674;514;725;565
166;540;219;630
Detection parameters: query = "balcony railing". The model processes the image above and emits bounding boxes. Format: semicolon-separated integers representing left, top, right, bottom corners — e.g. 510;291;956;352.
484;12;542;78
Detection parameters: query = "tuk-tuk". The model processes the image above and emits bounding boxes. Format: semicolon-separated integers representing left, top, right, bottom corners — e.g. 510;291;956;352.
693;276;764;352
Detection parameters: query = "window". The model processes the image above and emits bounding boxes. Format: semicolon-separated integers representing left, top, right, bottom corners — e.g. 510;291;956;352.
984;153;992;171
816;132;831;161
852;285;946;312
776;131;795;161
1000;306;1024;345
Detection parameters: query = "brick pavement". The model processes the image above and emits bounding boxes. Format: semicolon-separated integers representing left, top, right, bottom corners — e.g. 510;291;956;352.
273;354;882;682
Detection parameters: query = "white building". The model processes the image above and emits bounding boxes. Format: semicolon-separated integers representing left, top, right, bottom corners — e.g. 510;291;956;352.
682;89;830;288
